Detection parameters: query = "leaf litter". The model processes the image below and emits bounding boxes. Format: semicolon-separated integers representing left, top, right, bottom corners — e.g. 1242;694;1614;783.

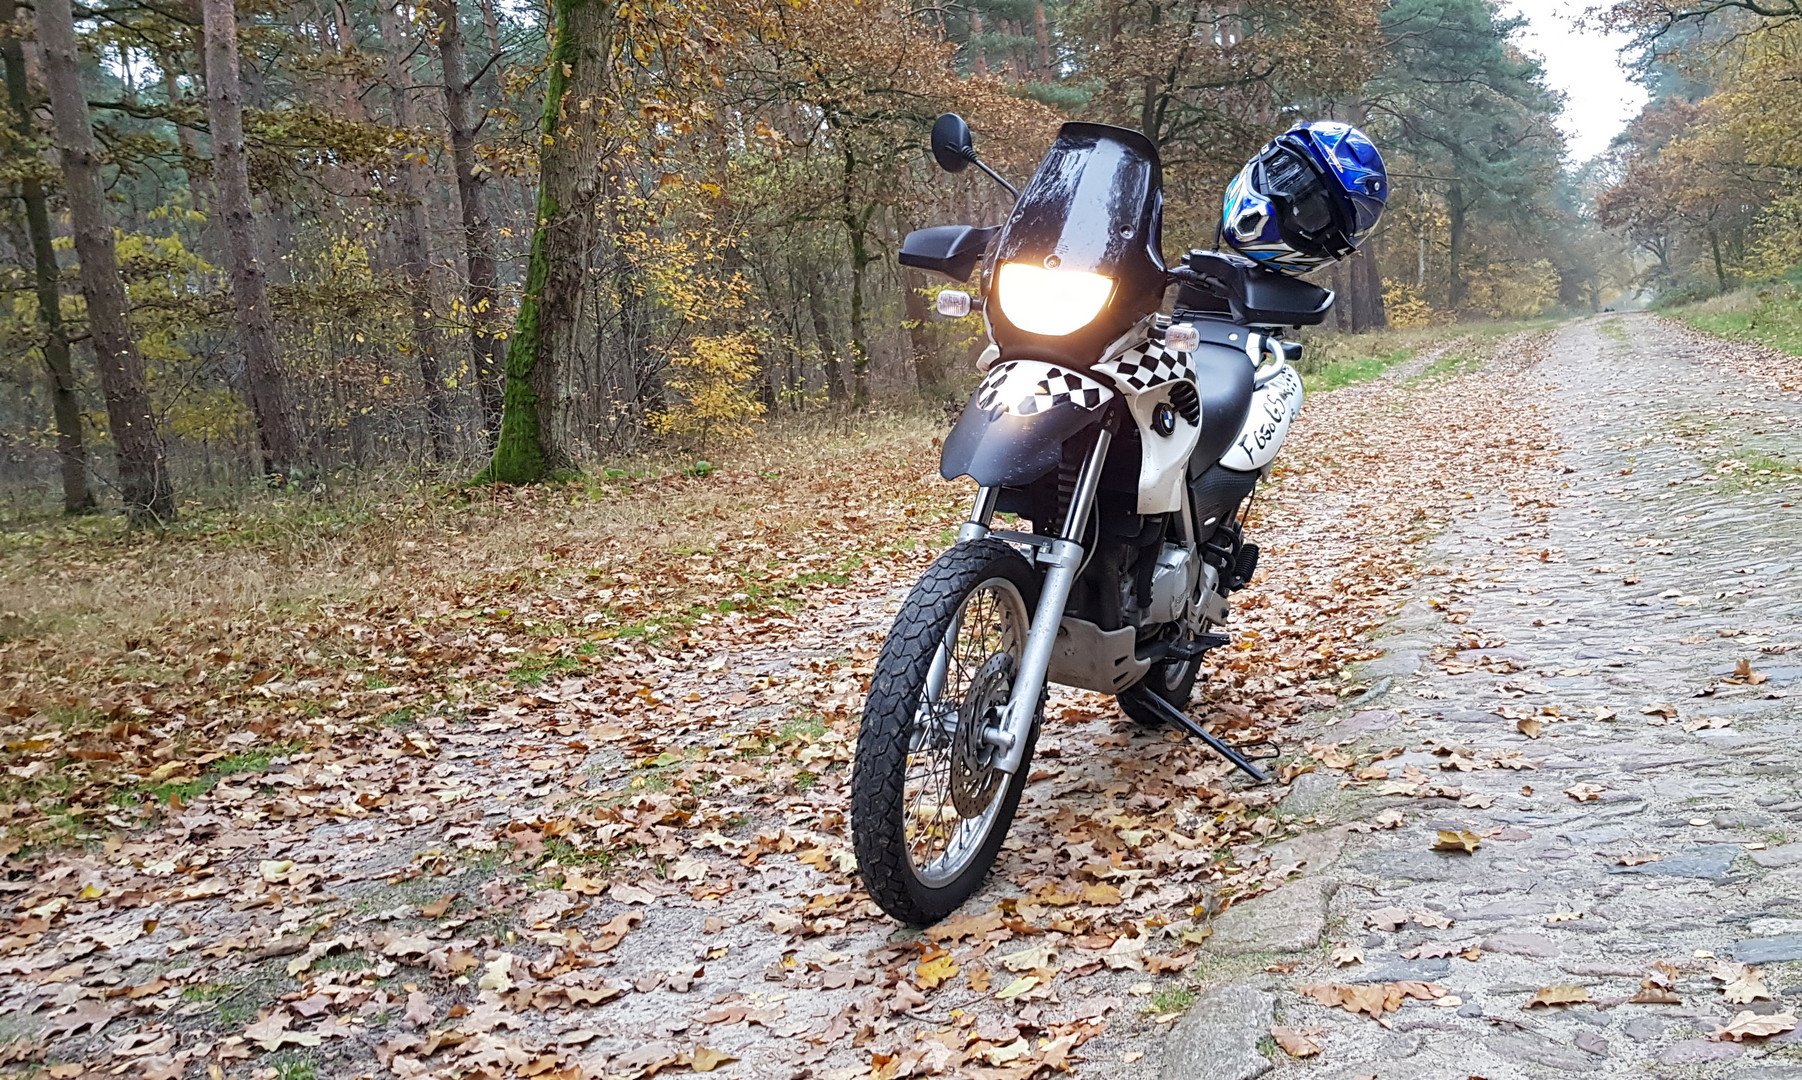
0;333;1568;1076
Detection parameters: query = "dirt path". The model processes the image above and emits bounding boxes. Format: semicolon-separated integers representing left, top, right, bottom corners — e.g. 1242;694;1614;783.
1165;312;1802;1077
12;315;1793;1080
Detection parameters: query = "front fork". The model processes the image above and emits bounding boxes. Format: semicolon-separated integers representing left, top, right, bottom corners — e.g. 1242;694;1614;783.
955;427;1113;775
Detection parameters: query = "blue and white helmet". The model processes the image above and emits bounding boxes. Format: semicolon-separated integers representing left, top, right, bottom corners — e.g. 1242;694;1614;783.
1221;121;1388;275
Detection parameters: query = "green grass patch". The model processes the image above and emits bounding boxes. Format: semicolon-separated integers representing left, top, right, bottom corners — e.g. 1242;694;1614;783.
778;715;828;742
1301;349;1410;394
1598;318;1628;342
1149;988;1195;1014
508;654;582;686
1668;282;1802;356
1408;351;1483;383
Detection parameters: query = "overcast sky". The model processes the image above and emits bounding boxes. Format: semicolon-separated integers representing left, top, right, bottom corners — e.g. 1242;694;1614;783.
1504;0;1649;163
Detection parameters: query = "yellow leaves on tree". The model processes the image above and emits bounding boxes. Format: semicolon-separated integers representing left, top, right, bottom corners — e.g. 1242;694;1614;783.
650;332;765;449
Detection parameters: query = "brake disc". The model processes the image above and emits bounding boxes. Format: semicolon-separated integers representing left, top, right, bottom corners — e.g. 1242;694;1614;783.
950;652;1013;817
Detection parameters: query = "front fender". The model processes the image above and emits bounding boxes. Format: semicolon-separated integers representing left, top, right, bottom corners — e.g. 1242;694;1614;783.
941;361;1114;487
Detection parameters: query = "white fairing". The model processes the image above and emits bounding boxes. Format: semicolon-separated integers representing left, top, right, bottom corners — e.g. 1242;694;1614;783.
1220;363;1304;471
1093;338;1201;514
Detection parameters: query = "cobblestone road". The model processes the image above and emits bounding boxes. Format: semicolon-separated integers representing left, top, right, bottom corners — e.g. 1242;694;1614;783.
1167;313;1802;1078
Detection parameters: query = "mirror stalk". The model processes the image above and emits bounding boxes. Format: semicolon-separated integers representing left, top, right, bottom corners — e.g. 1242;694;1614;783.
970;157;1019;201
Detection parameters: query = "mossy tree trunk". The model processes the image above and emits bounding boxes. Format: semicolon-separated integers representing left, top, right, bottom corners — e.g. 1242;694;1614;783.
485;0;615;483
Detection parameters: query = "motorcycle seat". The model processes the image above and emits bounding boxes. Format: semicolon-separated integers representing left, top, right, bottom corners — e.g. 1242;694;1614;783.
1186;337;1254;477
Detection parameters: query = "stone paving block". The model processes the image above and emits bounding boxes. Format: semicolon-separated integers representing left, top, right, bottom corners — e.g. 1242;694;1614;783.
1208;878;1335;955
1479;932;1560;957
1750;843;1802;867
1341;959;1449;984
1732;933;1802;964
1654;1039;1743;1064
1601;844;1740;880
1488;1032;1594;1071
1158;985;1274;1080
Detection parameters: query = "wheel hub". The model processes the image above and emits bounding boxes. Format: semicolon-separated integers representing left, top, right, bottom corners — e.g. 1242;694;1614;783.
950;652;1012;816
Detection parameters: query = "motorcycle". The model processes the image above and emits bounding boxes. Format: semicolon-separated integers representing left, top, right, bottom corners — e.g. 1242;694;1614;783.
848;114;1336;926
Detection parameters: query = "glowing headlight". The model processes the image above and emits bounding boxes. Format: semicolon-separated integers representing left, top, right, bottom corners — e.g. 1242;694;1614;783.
996;263;1114;336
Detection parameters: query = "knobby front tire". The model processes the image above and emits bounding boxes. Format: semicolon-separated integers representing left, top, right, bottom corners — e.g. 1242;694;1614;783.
851;538;1042;926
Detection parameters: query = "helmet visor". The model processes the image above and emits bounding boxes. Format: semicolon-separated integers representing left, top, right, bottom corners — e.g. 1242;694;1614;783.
1258;142;1354;258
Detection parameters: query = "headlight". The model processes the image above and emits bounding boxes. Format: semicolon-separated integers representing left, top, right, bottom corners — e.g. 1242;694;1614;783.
996;263;1114;336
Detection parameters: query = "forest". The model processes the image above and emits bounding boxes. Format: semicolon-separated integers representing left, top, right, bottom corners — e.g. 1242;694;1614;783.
0;0;1656;519
8;1;1802;1077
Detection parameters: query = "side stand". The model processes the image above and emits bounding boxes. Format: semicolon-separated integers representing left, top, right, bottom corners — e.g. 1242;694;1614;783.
1120;688;1271;782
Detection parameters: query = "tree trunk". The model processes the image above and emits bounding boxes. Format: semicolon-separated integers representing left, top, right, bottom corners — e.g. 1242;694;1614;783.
1329;260;1349;331
902;269;936;391
4;0;93;513
201;0;303;476
1446;184;1467;310
379;0;453;461
1355;239;1386;329
35;0;171;521
432;0;504;442
807;279;846;404
968;11;987;76
842;176;874;405
1416;221;1426;288
1032;2;1051;75
1709;227;1728;293
485;0;613;483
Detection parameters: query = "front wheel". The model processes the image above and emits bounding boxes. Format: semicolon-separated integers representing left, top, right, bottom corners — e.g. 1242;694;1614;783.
852;539;1041;926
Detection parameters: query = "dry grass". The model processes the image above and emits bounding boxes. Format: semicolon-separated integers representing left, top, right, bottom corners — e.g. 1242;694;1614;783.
0;408;960;658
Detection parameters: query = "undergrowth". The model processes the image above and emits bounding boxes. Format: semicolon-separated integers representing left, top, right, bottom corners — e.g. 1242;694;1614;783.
1666;282;1802;356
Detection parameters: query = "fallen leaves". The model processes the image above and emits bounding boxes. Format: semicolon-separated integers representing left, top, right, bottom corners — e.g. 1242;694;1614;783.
0;332;1580;1080
1347;808;1406;833
690;1047;739;1072
1269;1024;1323;1057
1526;984;1590;1008
1632;962;1682;1004
243;1011;322;1052
1616;850;1664;866
1432;829;1481;854
1297;981;1448;1019
998;943;1056;973
1730;658;1770;685
1565;782;1606;802
1713;1010;1797;1041
914;953;959;989
592;912;642;952
1331;943;1364;967
1712;961;1773;1004
1366;907;1456;932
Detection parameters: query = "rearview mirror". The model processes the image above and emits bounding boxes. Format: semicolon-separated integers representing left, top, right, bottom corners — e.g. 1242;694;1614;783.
931;114;974;173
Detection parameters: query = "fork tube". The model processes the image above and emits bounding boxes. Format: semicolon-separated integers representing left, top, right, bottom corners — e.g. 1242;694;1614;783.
988;427;1112;774
958;486;999;542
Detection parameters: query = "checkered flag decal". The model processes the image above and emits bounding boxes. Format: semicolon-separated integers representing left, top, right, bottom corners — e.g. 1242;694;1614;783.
975;361;1109;416
1099;341;1194;392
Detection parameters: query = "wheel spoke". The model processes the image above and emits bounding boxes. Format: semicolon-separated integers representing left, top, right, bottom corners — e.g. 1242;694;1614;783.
900;576;1030;887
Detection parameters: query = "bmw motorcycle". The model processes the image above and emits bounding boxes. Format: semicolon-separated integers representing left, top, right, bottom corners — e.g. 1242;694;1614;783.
849;115;1336;926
